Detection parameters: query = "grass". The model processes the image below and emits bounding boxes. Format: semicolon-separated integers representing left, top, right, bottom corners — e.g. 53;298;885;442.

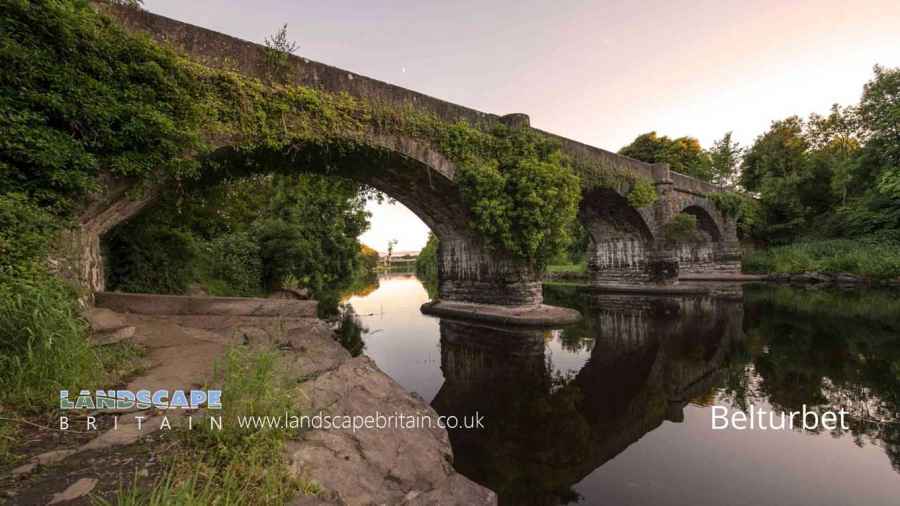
742;239;900;280
0;273;101;413
0;272;147;415
545;261;587;274
96;346;319;505
0;418;17;467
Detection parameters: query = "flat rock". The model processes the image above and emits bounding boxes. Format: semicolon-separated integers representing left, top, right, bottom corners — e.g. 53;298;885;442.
95;292;318;317
286;355;495;505
421;301;581;327
49;477;98;504
87;307;127;332
91;325;136;346
79;414;167;452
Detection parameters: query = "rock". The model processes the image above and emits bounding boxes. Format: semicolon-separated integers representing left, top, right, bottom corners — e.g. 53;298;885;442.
403;473;497;505
270;288;311;300
187;283;209;297
833;272;863;284
10;462;37;479
87;307;127;332
285;356;496;506
791;272;831;284
49;477;98;504
33;449;77;466
79;414;167;451
91;325;136;346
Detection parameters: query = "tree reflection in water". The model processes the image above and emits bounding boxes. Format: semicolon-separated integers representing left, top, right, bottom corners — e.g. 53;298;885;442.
430;284;899;505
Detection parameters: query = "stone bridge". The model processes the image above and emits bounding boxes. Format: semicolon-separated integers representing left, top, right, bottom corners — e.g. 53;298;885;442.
70;4;739;322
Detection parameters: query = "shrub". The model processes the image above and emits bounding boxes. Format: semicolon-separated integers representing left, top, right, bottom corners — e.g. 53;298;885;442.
200;232;263;296
105;222;198;294
741;239;900;279
627;178;658;208
0;193;59;274
663;213;700;243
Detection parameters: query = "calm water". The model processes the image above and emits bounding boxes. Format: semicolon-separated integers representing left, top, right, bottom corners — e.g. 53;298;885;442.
345;275;900;506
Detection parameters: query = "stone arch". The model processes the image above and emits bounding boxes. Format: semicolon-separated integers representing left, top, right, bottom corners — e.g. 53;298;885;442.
75;133;544;306
578;188;656;285
678;202;724;242
675;201;726;275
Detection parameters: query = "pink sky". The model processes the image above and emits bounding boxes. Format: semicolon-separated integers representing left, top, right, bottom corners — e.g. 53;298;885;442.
145;0;900;252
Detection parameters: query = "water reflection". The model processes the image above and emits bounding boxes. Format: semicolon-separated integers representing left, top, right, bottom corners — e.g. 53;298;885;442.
351;278;900;506
433;292;744;505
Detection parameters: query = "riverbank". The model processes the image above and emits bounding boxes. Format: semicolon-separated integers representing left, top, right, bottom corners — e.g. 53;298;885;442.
0;294;494;505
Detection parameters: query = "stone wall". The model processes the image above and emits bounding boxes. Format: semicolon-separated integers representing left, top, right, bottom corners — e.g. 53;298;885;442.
437;234;542;306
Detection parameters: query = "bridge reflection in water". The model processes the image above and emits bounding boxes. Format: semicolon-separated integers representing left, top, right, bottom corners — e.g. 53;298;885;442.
348;277;900;506
431;291;745;505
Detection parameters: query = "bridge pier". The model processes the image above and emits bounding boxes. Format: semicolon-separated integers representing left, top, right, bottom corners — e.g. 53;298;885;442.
421;232;582;326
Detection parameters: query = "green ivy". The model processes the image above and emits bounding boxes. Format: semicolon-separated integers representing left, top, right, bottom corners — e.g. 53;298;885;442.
663;213;700;243
0;1;651;269
627;178;658;208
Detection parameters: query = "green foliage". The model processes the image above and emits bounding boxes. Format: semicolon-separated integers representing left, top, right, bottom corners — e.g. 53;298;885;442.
619;131;713;181
0;0;205;213
334;307;366;357
105;221;199;295
101;346;308;505
0;271;93;412
263;23;298;83
200;231;263;296
415;233;439;280
742;238;900;279
663;213;700;243
0;193;59;274
456;153;581;267
707;191;744;217
626;178;657;208
708;131;743;186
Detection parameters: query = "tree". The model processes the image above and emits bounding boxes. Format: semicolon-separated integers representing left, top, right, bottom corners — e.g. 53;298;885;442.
264;24;299;83
740;117;809;192
707;132;743;187
619;132;713;181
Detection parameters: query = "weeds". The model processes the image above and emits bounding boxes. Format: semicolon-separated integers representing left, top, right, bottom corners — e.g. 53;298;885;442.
742;238;900;279
0;273;96;413
96;347;317;505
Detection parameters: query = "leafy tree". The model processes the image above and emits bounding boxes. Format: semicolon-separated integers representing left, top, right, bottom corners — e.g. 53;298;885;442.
619;131;713;181
708;131;743;187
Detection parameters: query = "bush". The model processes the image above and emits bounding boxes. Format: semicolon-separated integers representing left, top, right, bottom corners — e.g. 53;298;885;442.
742;239;900;279
199;232;263;296
627;178;658;208
663;213;700;243
105;222;198;294
0;193;59;274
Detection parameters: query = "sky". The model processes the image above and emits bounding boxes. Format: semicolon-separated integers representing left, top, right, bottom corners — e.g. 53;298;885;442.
144;0;900;252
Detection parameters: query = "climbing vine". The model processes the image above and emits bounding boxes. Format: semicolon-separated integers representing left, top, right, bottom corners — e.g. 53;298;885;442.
1;0;645;269
663;213;701;243
626;178;658;208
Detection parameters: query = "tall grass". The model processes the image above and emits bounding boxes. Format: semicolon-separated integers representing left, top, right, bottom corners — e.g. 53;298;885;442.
0;272;145;414
742;239;900;279
97;347;317;505
0;273;98;413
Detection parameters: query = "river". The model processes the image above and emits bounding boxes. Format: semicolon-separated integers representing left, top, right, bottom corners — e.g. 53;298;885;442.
344;274;900;506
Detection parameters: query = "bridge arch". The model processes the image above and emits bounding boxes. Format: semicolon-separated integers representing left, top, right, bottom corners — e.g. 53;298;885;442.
578;187;656;286
82;132;544;307
674;200;727;275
